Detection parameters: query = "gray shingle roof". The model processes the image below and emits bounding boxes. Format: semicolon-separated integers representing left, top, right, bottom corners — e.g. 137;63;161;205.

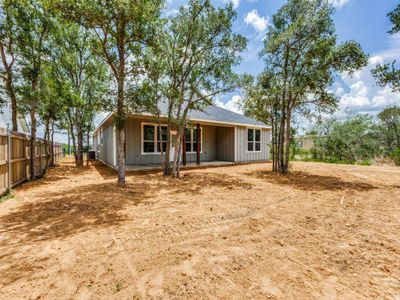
94;101;269;133
157;100;268;128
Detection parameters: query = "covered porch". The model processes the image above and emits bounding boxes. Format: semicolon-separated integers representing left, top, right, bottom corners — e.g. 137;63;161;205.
124;116;236;168
125;160;235;172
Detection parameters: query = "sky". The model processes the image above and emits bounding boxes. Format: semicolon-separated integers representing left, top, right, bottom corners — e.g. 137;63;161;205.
166;0;400;120
76;0;400;143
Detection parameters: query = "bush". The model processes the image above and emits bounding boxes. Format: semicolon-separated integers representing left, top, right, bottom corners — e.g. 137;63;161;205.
355;160;373;166
390;148;400;166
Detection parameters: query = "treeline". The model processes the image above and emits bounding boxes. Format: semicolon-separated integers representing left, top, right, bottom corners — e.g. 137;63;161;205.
0;0;247;185
242;1;399;172
242;0;368;174
295;106;400;166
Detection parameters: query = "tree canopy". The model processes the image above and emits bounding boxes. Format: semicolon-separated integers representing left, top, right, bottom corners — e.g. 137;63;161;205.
243;0;367;173
372;3;400;92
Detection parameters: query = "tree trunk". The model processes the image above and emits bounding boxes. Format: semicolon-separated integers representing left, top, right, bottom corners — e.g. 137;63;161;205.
171;128;182;178
270;113;275;171
77;125;84;167
162;123;171;176
283;108;292;174
278;108;286;173
86;129;90;166
30;104;37;180
116;76;126;185
67;110;77;164
67;127;71;155
0;45;17;132
44;119;50;167
162;105;174;177
51;120;55;166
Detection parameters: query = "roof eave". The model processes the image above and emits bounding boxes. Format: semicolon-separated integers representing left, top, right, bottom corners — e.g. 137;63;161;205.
93;111;271;135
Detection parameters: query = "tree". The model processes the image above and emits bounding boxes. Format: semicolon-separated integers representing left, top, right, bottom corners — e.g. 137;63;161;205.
378;105;400;152
311;114;383;163
53;0;163;185
38;64;66;167
0;0;19;131
372;3;400;92
161;0;247;177
242;72;280;171
12;0;53;179
48;21;108;167
256;0;367;173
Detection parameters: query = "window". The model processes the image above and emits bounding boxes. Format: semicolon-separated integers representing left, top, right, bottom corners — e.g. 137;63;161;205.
143;125;155;153
142;123;168;154
185;127;202;153
157;126;168;153
247;128;261;152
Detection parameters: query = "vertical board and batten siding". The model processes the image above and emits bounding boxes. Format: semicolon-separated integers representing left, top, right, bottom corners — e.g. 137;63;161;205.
235;126;270;162
216;127;235;162
96;124;116;166
125;117;217;165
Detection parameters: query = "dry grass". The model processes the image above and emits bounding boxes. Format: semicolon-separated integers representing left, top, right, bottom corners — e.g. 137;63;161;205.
0;158;399;299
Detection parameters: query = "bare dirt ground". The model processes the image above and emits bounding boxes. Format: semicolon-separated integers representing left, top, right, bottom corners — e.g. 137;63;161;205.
0;158;399;300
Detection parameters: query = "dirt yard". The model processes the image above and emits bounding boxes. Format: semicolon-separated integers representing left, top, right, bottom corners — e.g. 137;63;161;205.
0;158;399;299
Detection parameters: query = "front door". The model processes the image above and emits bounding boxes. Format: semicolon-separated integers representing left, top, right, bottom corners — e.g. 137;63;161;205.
170;131;177;162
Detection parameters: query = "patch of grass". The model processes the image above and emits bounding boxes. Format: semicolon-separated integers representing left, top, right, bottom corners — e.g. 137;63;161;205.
355;159;373;166
0;192;14;204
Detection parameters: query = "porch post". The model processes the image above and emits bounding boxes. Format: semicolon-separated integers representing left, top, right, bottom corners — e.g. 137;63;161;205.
182;126;187;166
196;123;200;165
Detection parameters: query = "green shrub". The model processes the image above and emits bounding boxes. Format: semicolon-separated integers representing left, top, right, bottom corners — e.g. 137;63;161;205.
390;148;400;166
355;160;373;166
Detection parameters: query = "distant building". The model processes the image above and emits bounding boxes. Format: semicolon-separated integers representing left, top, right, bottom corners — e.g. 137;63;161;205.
296;136;314;150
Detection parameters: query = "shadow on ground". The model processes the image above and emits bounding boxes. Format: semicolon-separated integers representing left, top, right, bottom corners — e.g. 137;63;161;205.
247;170;377;192
0;166;251;244
0;182;151;244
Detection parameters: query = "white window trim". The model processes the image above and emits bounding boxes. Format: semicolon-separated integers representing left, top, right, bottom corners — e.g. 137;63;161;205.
141;122;204;155
185;127;203;154
141;122;168;155
246;128;262;153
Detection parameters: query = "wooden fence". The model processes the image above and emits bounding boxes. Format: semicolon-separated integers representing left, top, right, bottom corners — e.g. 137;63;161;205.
0;127;63;196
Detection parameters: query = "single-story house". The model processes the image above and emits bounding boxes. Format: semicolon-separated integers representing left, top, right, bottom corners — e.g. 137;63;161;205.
93;103;271;170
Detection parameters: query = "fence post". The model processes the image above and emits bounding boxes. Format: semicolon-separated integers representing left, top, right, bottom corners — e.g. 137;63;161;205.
7;128;12;192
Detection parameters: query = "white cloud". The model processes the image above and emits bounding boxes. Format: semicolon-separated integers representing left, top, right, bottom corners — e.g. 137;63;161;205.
329;0;349;8
215;95;243;114
338;55;400;113
244;10;269;32
223;0;240;9
376;33;400;61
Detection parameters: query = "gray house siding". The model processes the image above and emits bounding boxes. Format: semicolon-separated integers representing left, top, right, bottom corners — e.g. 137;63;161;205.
95;124;116;166
125;117;218;165
94;114;270;168
235;126;270;162
216;127;235;161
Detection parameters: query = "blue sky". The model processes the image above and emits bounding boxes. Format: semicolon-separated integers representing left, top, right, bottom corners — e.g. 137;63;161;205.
167;0;400;117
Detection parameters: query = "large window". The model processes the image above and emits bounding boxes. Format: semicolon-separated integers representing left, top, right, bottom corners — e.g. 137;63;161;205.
142;124;168;154
185;127;202;153
247;128;261;152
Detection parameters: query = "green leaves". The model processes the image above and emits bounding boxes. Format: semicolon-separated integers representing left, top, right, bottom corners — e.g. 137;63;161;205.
372;4;400;93
165;0;247;108
261;0;367;111
312;114;383;163
332;41;368;74
388;3;400;34
372;62;400;92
